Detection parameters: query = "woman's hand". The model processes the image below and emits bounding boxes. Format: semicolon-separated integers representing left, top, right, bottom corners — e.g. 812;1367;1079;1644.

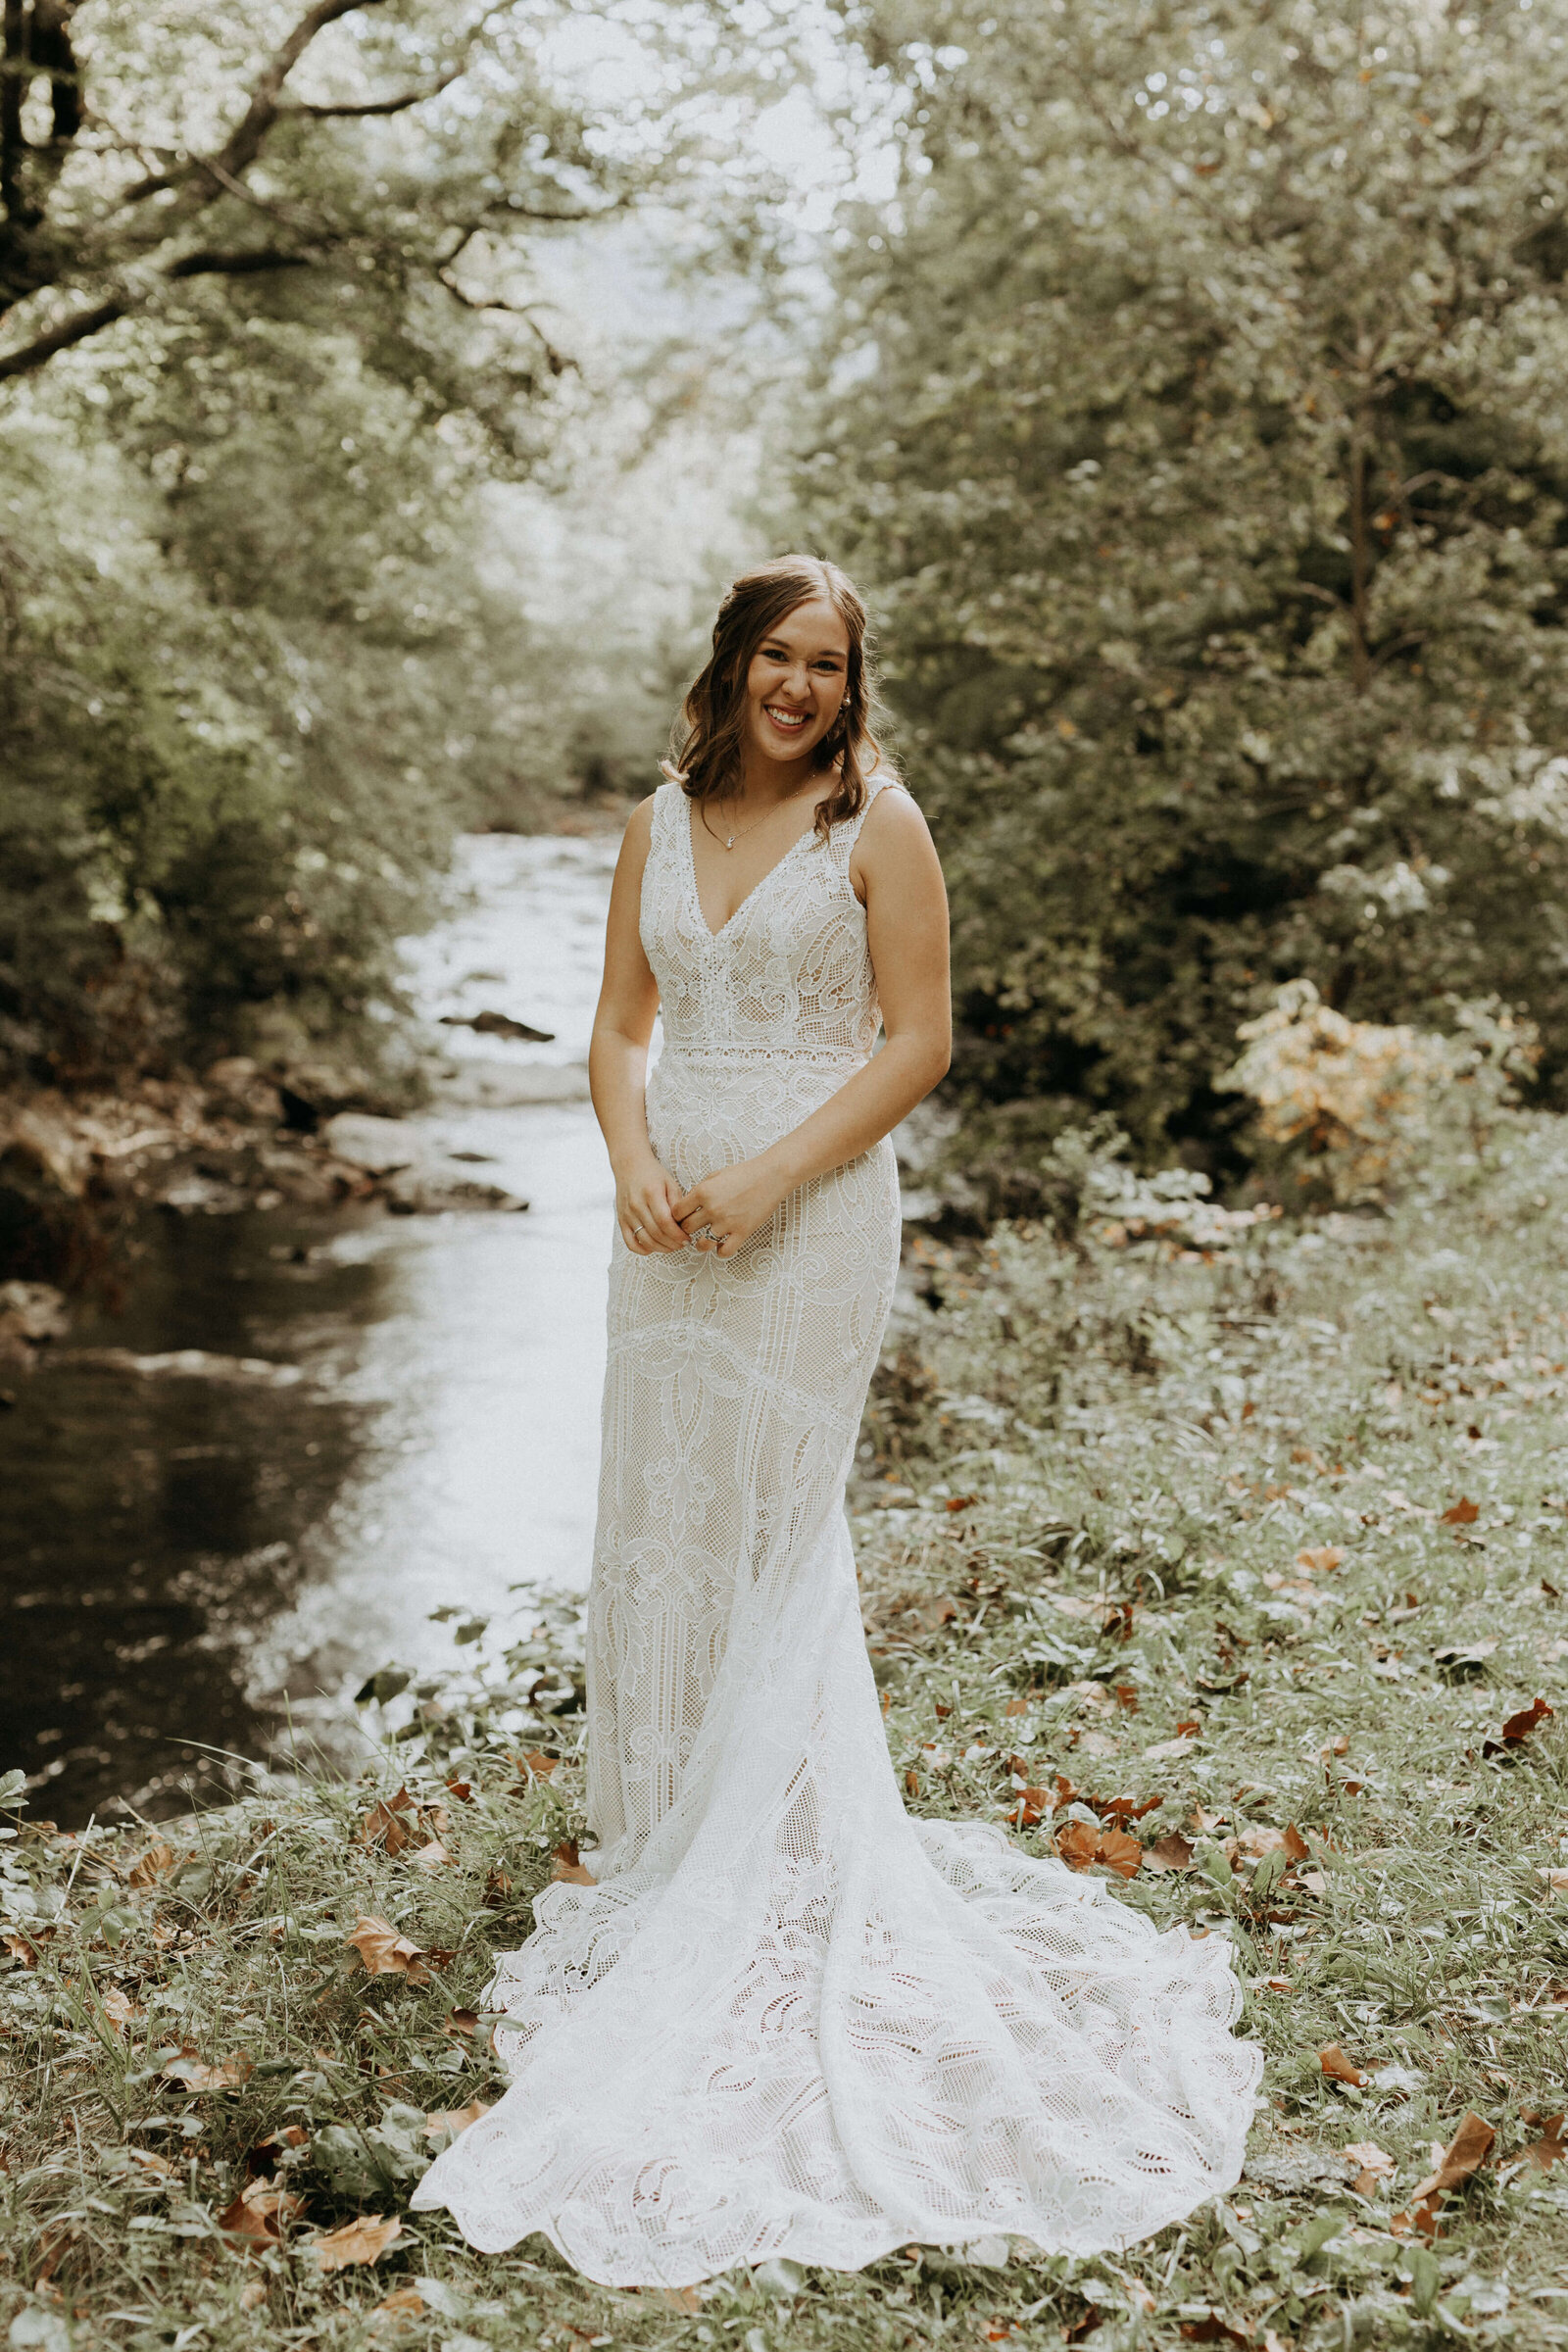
614;1154;688;1255
673;1157;788;1258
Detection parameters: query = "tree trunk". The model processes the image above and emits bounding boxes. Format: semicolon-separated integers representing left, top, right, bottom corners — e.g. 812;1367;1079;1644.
1348;405;1371;696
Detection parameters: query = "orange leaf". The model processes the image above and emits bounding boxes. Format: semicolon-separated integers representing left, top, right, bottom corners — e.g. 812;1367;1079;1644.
163;2044;252;2090
1004;1696;1029;1717
946;1494;979;1513
1284;1823;1310;1863
423;2097;493;2145
445;1777;474;1802
371;2284;426;2321
1096;1829;1143;1880
446;2007;479;2037
1320;2043;1365;2087
100;1985;143;2033
518;1750;560;1781
307;2213;402;2271
1296;1546;1345;1574
1113;1684;1140;1713
1441;1496;1480;1525
345;1914;433;1983
1;1931;37;1968
1056;1820;1101;1871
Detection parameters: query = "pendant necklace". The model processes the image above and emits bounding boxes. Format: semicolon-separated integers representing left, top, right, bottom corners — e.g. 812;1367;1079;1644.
709;796;794;853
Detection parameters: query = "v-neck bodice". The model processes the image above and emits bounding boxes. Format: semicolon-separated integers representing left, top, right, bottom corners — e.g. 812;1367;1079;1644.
641;774;893;1070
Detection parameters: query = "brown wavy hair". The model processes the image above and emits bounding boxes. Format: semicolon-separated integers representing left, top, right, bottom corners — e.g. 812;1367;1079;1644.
664;556;885;840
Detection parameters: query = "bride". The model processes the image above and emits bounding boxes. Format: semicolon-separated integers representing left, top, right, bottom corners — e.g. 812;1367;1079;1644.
414;556;1260;2285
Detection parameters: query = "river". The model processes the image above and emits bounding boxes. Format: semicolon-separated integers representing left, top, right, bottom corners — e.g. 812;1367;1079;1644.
0;835;621;1826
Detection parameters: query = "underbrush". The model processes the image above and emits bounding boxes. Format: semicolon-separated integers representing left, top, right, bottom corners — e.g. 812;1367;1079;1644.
4;1123;1568;2349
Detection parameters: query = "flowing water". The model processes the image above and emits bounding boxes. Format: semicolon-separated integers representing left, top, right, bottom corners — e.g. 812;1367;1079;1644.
0;835;619;1826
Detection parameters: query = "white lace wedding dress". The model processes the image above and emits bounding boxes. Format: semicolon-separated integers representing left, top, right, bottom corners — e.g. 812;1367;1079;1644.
413;775;1260;2285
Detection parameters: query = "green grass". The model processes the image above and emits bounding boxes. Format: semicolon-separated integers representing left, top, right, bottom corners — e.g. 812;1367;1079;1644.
4;1118;1568;2352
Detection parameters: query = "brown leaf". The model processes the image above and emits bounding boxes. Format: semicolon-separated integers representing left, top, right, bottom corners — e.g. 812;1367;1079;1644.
551;1839;595;1886
1055;1820;1101;1871
410;1838;454;1872
1143;1833;1196;1873
1408;2112;1494;2209
1441;1496;1480;1525
1284;1823;1310;1864
1113;1684;1140;1712
1004;1695;1029;1717
125;2146;174;2179
345;1914;432;1984
371;2285;426;2322
126;1839;183;1888
1096;1829;1143;1880
1297;1545;1345;1574
357;1788;415;1857
307;2213;402;2271
446;2007;478;2038
219;2180;305;2248
1519;2112;1566;2171
1179;2319;1250;2346
516;1750;559;1782
100;1985;143;2033
945;1494;978;1513
1344;2139;1396;2187
1;1930;37;1968
1320;2043;1365;2088
1234;1825;1289;1862
1008;1787;1049;1830
423;2097;492;2144
1484;1694;1554;1755
163;2044;252;2090
444;1777;474;1802
642;2286;704;2315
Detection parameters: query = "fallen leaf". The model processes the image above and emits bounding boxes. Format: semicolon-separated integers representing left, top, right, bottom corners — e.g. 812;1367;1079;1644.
357;1788;416;1857
1004;1696;1029;1717
1441;1496;1480;1525
1483;1694;1553;1756
1;1931;37;1968
1537;1867;1568;1896
1297;1546;1345;1574
1344;2139;1396;2194
1284;1824;1310;1863
446;2007;479;2037
1407;2112;1494;2213
100;1985;143;2032
1113;1684;1140;1712
307;2213;402;2271
1008;1786;1050;1830
162;2044;252;2090
1142;1735;1200;1760
125;2146;174;2179
371;2284;425;2322
1056;1820;1101;1871
126;1840;183;1888
423;2098;492;2143
516;1750;560;1782
345;1915;433;1984
946;1494;979;1513
1143;1833;1195;1873
1233;1825;1290;1862
1519;2112;1566;2172
551;1839;595;1886
445;1777;474;1802
410;1839;454;1872
1320;2043;1365;2087
1096;1829;1143;1880
239;2280;268;2312
642;2287;704;2314
219;2180;305;2248
1180;2319;1250;2347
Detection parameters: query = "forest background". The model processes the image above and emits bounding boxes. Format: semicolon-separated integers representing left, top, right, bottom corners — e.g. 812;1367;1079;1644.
8;0;1568;1235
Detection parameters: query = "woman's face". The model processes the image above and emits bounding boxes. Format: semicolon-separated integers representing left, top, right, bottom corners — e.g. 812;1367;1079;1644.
741;597;851;772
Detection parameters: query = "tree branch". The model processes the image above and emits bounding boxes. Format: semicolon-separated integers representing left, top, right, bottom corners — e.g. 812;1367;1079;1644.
284;67;458;120
0;292;123;378
164;247;314;281
123;0;388;202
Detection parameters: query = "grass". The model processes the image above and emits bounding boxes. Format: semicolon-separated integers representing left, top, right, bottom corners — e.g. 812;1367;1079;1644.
3;1116;1568;2352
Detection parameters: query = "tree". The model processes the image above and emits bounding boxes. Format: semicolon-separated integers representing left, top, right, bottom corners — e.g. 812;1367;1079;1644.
810;0;1568;1179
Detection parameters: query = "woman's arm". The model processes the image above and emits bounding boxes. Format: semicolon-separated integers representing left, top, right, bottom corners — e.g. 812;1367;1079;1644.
589;799;689;1254
674;789;951;1256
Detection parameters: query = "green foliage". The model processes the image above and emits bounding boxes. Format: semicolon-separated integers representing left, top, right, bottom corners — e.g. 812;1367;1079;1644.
811;0;1568;1165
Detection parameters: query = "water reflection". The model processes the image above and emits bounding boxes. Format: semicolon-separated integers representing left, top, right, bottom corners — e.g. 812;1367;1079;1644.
0;835;617;1825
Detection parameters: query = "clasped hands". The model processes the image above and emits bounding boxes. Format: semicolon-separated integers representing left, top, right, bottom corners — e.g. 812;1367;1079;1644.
614;1151;785;1259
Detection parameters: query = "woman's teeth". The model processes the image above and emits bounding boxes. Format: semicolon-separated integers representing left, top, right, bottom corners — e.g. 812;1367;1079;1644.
765;706;808;730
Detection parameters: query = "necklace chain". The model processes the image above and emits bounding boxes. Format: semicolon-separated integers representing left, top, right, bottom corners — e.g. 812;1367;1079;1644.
707;790;810;853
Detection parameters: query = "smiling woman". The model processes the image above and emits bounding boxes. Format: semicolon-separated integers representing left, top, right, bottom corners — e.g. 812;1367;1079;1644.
413;555;1260;2287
